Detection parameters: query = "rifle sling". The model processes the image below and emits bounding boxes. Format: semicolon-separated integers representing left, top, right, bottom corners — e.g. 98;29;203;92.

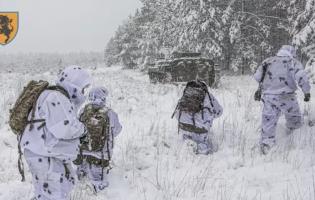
259;62;269;85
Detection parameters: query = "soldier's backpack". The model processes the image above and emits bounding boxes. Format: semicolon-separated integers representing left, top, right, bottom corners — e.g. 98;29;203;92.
9;80;69;182
80;104;111;154
177;80;208;114
9;80;48;135
172;80;213;134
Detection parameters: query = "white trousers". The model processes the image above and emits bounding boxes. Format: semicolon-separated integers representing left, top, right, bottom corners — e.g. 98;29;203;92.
77;160;109;192
24;150;76;200
260;94;302;145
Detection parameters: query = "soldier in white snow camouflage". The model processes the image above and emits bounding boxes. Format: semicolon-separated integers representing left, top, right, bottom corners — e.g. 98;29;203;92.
254;45;311;154
75;87;122;193
173;80;223;155
21;66;91;200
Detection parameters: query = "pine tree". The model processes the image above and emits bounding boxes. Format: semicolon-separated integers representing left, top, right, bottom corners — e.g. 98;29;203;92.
105;0;295;72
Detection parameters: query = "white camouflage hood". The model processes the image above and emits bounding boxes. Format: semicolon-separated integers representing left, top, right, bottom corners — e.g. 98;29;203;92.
56;66;91;105
276;45;297;58
88;86;109;107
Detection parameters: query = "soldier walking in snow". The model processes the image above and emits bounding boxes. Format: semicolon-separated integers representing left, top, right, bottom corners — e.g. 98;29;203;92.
10;66;91;200
172;80;223;155
254;45;311;154
74;87;122;193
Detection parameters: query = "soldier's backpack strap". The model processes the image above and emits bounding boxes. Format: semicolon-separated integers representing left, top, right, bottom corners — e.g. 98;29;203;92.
260;62;269;85
33;86;71;131
101;108;111;160
29;85;70;130
171;84;188;119
28;96;45;131
46;85;70;99
17;134;25;182
254;62;270;101
102;107;111;181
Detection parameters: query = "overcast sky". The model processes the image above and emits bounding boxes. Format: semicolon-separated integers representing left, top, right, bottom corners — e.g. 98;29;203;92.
0;0;142;54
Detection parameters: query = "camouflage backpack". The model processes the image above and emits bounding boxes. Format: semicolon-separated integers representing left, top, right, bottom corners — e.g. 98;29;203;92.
80;104;111;152
171;80;211;134
9;80;49;135
177;80;208;114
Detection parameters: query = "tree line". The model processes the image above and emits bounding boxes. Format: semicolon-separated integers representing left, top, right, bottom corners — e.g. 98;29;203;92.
105;0;315;73
0;52;103;73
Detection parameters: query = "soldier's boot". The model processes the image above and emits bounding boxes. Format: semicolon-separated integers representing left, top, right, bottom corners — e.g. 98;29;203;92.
92;173;109;193
93;181;109;193
194;143;213;155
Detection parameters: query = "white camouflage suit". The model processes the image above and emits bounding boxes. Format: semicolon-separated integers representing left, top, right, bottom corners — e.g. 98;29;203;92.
21;66;91;200
76;87;122;192
174;89;223;154
254;45;311;146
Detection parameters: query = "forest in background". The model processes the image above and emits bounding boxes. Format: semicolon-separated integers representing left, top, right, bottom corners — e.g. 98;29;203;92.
104;0;315;73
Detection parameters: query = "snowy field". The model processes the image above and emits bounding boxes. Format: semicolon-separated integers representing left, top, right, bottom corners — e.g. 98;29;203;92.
0;65;315;200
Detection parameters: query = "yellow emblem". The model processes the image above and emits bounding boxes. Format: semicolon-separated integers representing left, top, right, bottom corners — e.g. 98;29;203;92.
0;12;18;45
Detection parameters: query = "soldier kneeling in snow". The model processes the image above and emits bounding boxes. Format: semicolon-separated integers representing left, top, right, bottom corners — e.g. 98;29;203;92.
254;45;311;154
74;87;122;193
172;80;223;155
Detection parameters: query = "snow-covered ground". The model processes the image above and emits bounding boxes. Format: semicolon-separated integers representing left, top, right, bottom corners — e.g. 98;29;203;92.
0;65;315;200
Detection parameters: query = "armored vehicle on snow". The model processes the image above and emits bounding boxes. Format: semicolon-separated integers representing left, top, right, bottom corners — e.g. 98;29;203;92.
148;52;217;87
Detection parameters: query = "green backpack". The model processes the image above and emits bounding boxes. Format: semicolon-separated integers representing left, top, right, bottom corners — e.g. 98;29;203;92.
9;80;48;135
80;104;111;153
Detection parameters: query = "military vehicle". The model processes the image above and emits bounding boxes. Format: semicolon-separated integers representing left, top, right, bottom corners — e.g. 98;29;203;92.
148;52;217;87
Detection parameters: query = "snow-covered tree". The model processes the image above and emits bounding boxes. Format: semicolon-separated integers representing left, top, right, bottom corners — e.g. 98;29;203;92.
290;0;315;63
105;0;296;72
